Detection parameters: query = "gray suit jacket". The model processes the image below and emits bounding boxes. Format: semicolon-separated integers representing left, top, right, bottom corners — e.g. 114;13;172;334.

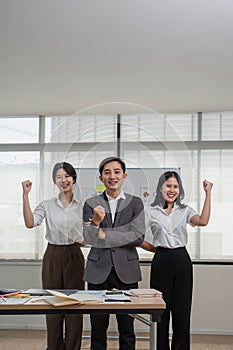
83;192;145;284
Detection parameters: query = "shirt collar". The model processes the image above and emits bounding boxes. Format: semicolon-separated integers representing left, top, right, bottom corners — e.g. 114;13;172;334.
105;190;126;201
154;202;179;213
55;194;80;206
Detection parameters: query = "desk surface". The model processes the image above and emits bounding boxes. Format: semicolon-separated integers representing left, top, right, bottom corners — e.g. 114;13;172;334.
0;296;165;310
0;292;165;321
0;292;165;350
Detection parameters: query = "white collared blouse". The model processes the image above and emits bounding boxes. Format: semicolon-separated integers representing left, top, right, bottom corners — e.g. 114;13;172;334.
32;195;84;245
147;203;197;248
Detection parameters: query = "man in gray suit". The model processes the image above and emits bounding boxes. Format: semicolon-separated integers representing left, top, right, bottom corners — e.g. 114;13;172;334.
83;156;145;350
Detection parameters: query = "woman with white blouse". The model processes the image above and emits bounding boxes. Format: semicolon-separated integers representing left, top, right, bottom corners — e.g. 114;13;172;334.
22;162;85;350
141;171;213;350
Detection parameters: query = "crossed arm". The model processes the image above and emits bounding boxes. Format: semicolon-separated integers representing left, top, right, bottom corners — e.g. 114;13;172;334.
83;199;145;248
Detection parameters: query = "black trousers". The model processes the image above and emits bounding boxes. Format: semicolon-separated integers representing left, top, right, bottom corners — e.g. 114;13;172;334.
150;247;193;350
42;243;85;350
88;267;138;350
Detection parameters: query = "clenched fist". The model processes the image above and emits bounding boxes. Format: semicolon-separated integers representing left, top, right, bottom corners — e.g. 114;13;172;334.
22;180;32;194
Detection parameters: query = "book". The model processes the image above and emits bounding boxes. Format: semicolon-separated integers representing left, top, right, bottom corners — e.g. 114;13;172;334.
104;290;131;303
43;290;103;307
129;288;162;298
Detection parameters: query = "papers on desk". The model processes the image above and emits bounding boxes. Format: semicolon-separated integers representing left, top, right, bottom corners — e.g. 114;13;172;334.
0;296;31;304
24;290;132;306
25;297;48;305
26;290;104;307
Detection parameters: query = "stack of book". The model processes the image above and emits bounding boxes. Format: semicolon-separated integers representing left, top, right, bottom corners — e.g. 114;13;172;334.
129;288;162;298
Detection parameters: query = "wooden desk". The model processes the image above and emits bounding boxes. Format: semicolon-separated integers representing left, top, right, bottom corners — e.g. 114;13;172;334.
0;292;165;350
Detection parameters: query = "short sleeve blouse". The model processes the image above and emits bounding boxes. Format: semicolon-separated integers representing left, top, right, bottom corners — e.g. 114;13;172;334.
147;203;197;248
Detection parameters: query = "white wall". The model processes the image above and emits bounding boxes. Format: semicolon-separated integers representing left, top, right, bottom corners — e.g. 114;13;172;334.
0;262;232;334
192;264;233;334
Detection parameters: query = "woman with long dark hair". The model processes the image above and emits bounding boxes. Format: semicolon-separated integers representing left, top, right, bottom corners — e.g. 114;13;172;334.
22;162;85;350
141;171;213;350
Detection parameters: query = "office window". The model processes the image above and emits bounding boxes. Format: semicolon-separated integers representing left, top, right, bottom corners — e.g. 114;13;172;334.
0;152;40;259
45;115;116;143
202;112;233;140
0;117;39;143
121;113;198;141
121;114;164;141
200;150;233;258
163;114;198;141
0;113;233;261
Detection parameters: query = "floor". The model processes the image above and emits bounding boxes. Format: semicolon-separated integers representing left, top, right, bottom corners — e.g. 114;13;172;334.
0;330;233;349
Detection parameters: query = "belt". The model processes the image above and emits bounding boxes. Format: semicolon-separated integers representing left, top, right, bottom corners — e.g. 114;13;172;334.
47;242;81;249
157;246;185;251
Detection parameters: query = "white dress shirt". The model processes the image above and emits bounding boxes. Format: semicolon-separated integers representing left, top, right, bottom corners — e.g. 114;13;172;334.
32;195;84;245
106;190;126;223
147;203;197;248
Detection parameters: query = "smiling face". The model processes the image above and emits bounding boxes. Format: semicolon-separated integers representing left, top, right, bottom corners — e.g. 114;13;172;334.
160;176;180;205
55;168;74;193
99;161;127;198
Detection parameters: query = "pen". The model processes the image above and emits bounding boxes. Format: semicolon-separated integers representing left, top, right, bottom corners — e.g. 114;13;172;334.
2;297;7;303
104;299;132;302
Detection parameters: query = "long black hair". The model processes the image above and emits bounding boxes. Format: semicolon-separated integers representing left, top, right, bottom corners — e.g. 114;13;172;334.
52;162;77;184
151;171;186;209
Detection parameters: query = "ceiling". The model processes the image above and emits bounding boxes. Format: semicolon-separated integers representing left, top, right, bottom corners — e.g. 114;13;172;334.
1;0;233;115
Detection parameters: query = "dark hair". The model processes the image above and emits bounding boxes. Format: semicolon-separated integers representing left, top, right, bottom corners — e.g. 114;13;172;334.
99;156;126;175
151;171;185;208
52;162;77;184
